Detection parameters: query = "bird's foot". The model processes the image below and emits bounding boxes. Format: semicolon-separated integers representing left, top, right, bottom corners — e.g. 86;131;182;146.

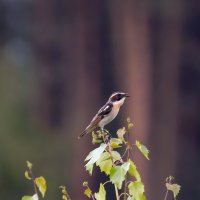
101;129;111;144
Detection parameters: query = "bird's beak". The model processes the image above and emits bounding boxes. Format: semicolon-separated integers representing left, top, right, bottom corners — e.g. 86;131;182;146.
125;93;130;97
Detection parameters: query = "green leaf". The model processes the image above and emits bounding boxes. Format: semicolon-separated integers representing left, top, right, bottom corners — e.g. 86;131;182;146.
96;152;110;164
84;188;92;198
94;183;106;200
26;161;33;170
86;163;94;175
22;194;38;200
138;194;146;200
128;159;141;182
99;159;113;175
62;195;68;200
25;171;32;180
110;162;130;189
35;176;47;198
85;143;107;169
111;151;121;161
166;183;181;199
22;196;34;200
96;152;115;175
96;152;113;175
128;181;145;200
116;128;126;141
135;140;150;160
110;138;123;148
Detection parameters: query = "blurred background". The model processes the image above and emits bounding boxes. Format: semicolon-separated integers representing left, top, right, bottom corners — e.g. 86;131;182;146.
0;0;200;199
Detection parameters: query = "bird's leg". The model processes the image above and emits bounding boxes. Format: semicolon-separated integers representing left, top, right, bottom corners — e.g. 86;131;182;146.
100;128;110;135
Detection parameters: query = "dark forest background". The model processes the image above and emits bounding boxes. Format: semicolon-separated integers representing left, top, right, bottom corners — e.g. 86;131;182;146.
0;0;200;200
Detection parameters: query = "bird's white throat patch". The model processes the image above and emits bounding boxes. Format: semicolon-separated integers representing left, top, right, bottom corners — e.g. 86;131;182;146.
113;97;125;108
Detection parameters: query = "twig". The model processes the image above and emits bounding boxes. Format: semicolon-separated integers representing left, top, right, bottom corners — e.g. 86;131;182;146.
164;190;169;200
29;168;39;199
114;184;119;200
103;181;111;186
119;192;130;199
124;130;131;200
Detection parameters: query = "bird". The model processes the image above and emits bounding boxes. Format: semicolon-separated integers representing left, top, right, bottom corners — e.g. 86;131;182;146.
78;92;129;139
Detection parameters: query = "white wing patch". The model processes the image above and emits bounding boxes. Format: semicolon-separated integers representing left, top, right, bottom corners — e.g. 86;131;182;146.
104;105;110;111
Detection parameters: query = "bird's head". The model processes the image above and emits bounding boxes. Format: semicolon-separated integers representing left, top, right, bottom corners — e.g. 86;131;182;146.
108;92;130;107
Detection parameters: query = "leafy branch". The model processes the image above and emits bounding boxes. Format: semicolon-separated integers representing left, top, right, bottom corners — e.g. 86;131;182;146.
83;117;149;200
164;176;181;200
20;118;181;200
22;161;47;200
59;185;71;200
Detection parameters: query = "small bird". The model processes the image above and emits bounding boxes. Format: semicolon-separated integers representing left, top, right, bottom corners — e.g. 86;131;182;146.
78;92;129;139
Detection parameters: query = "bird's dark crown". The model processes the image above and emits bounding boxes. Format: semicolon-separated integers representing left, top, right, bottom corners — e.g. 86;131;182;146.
109;92;129;102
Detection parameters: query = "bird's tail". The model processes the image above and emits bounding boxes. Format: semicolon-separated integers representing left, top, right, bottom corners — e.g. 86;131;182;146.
78;125;96;139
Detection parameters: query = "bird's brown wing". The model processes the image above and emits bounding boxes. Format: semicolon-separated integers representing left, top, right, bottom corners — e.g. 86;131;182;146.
78;102;113;139
78;115;102;139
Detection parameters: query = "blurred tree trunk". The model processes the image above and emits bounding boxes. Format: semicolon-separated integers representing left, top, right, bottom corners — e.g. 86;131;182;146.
33;1;102;199
151;2;184;199
61;1;102;199
32;0;64;128
109;1;152;198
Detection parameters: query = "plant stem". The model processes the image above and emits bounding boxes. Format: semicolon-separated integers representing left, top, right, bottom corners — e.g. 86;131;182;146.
123;148;130;200
119;192;130;199
124;130;131;200
29;169;39;199
114;184;119;200
164;190;169;200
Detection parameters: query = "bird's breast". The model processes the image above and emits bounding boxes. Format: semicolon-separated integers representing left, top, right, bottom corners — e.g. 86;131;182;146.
98;106;120;128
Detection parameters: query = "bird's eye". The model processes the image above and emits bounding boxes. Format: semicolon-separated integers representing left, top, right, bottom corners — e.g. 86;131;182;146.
117;94;121;100
114;94;122;101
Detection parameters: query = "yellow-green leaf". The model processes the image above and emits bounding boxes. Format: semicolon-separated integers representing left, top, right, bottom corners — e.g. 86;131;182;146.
111;151;121;161
128;159;141;182
26;161;33;170
110;138;123;148
35;176;47;198
22;196;34;200
25;171;31;180
99;159;113;175
86;163;94;175
96;152;110;164
128;181;145;200
84;188;92;198
62;195;67;200
110;162;130;189
166;183;181;199
96;152;112;175
22;194;38;200
94;183;106;200
135;140;150;160
116;128;126;141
